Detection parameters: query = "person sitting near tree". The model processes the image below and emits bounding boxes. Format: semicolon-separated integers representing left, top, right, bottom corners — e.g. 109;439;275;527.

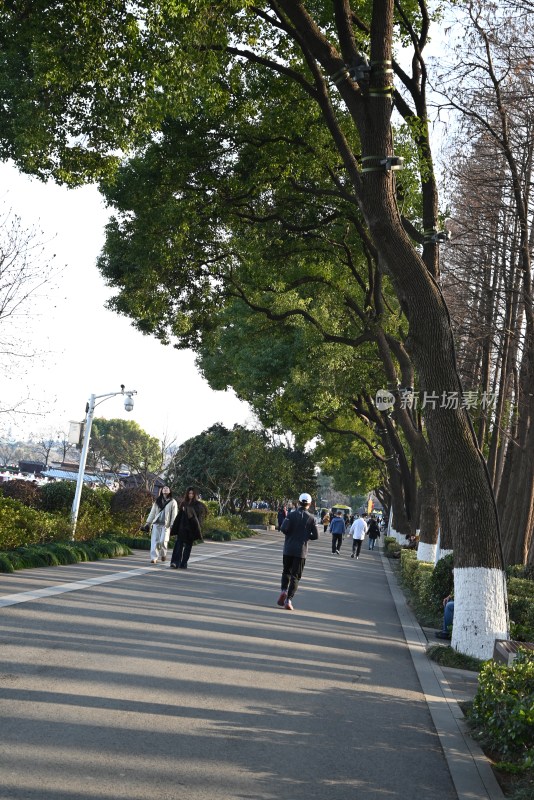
435;594;454;640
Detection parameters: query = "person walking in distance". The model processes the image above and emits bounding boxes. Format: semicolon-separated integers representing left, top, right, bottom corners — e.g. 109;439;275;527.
367;515;381;550
329;510;345;555
169;487;206;569
277;504;287;531
142;486;178;564
349;513;367;559
277;492;319;611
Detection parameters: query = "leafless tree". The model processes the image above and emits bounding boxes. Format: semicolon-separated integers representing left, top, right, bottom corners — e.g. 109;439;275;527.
0;438;23;468
0;201;58;417
436;0;534;563
56;431;77;465
34;436;57;468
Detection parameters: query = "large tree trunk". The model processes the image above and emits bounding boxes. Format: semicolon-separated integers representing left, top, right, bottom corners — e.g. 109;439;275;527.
436;481;453;555
277;0;508;658
416;479;441;562
375;331;440;558
499;341;534;564
366;217;507;657
378;427;411;538
360;1;507;658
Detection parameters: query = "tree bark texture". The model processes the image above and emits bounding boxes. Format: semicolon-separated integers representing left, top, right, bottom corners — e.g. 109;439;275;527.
275;0;507;657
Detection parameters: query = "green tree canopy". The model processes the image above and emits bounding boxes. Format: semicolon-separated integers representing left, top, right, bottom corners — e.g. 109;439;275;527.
90;418;162;488
0;0;510;656
194;299;394;511
166;423;316;513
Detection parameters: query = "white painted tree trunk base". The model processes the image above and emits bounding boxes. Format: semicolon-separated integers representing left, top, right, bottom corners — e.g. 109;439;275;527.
452;567;508;660
417;541;436;562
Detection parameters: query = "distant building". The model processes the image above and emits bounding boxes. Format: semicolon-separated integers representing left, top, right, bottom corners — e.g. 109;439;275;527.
18;461;47;476
119;474;164;496
42;461;109;485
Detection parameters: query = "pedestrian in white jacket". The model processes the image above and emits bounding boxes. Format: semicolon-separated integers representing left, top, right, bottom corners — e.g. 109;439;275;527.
349;514;367;560
142;486;178;564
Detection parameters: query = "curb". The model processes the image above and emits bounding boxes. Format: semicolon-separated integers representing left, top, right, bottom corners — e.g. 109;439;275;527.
380;549;505;800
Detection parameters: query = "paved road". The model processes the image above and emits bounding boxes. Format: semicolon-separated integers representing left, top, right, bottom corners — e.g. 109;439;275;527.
0;531;458;800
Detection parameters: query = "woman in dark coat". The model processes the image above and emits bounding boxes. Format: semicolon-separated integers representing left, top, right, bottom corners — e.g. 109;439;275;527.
169;487;207;569
367;515;381;550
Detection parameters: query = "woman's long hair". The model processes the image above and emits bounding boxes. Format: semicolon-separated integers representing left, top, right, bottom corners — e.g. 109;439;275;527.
181;486;198;508
156;486;173;510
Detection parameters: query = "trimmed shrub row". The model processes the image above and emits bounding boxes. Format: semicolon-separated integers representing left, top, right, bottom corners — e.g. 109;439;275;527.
241;509;278;526
0;538;132;573
1;479;118;513
468;649;534;773
0;496;72;549
396;547;534;784
111;515;257;551
207;529;256;542
0;487;153;551
383;536;401;558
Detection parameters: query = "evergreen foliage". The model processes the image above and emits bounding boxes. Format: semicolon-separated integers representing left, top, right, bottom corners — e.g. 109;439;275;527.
0;538;131;572
468;650;534;772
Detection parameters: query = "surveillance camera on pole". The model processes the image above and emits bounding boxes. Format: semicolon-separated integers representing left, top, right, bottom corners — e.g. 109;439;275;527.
124;393;134;412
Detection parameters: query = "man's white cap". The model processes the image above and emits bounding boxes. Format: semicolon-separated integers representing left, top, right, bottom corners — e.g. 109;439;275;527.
298;493;312;504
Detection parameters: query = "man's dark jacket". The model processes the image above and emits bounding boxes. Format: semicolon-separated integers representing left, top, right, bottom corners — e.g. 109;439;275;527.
280;507;319;557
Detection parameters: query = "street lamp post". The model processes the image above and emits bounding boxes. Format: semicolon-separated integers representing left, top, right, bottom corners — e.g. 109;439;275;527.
70;386;137;538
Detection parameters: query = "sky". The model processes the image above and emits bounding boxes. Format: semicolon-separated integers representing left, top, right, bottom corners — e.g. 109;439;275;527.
0;161;253;446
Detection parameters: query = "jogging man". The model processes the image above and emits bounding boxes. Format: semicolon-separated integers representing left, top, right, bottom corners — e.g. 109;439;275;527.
277;492;319;611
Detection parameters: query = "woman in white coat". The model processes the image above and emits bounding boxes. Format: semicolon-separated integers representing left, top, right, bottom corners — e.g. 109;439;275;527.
142;486;178;564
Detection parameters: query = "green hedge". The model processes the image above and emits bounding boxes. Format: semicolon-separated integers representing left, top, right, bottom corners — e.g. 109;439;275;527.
207;528;256;542
0;492;142;551
413;562;435;609
508;578;534;642
204;514;251;536
241;509;277;526
40;481;113;513
0;538;132;573
400;548;418;581
111;534;151;550
468;649;534;772
111;517;257;551
204;500;219;518
384;536;401;558
0;496;72;549
507;564;534;581
398;550;534;642
429;553;454;610
112;534;207;550
400;550;435;611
